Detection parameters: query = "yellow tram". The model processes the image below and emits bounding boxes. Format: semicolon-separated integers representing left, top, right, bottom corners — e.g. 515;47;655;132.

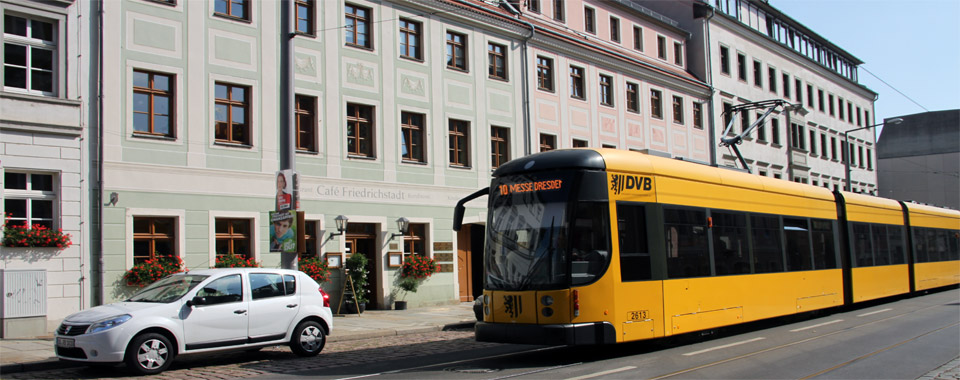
454;149;959;345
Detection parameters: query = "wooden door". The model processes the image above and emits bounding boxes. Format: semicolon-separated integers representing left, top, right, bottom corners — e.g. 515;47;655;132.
457;226;472;302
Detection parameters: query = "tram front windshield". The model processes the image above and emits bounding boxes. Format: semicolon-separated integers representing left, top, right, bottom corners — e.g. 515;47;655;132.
485;172;609;290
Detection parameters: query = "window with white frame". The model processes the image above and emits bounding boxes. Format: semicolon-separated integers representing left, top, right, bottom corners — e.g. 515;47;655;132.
3;171;57;229
2;12;57;96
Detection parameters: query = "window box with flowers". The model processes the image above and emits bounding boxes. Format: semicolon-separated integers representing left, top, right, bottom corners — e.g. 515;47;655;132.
394;254;439;310
2;217;72;249
123;256;184;287
215;254;261;268
298;256;330;284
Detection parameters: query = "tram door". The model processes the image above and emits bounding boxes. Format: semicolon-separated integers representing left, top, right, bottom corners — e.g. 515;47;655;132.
346;223;380;309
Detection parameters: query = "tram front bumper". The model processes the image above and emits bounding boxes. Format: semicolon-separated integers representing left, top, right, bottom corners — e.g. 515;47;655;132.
475;321;616;345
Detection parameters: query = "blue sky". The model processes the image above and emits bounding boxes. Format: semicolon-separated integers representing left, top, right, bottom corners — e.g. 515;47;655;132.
771;0;960;132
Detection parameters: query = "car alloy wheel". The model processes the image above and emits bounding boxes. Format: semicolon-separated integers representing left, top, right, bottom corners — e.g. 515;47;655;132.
291;320;325;356
125;333;174;375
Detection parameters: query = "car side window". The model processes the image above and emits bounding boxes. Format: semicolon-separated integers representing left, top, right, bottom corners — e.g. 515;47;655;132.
250;273;285;300
196;274;242;305
283;274;296;295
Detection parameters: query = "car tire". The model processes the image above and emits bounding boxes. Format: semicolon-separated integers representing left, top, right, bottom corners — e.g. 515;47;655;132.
124;332;175;375
290;320;325;357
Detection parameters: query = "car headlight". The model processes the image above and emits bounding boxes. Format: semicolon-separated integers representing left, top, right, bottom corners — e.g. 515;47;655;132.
88;314;132;334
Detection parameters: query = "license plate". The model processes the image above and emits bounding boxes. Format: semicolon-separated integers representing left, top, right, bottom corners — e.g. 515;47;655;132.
56;337;75;348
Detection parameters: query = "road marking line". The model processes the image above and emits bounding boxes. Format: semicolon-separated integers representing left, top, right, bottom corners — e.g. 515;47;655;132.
682;337;765;356
857;308;892;317
789;319;843;332
565;366;636;380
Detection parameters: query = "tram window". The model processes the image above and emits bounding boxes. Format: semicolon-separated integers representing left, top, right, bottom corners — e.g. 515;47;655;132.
871;224;891;266
664;207;710;278
852;223;874;267
751;215;783;273
617;204;651;281
914;228;930;263
923;228;939;262
888;225;906;265
933;229;950;262
712;211;750;276
950;231;960;261
570;202;611;285
811;219;837;269
784;218;812;271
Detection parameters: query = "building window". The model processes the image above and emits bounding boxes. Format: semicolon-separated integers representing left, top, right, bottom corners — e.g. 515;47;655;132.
572;138;588;148
821;133;829;158
790;123;806;150
562;66;583;100
795;78;802;102
736;53;746;81
650;89;662;119
633;26;643;51
626;82;639;113
134;217;176;264
399;18;422;60
818;89;825;112
539;133;556;152
529;0;541;13
449;119;470;167
866;148;872;170
610;16;620;42
599;74;613;107
446;31;467;71
602;144;616;149
345;4;371;49
858;146;864;168
740;111;749;134
295;95;317;152
536;56;554;91
722;102;733;131
768;67;777;93
782;73;790;99
553;0;565;22
657;36;667;60
346;103;374;157
488;42;507;80
214;82;250;145
719;45;730;75
3;172;56;229
133;70;174;138
672;96;684;124
491;126;510;168
807;84;814;107
2;13;57;95
752;60;762;87
693;102;703;129
214;0;248;20
847;102;854;123
838;97;845;119
828;94;835;116
302;221;319;258
809;130;817;155
864;111;870;125
771;118;781;145
756;115;766;141
831;136;838;159
404;223;427;256
295;0;315;35
856;107;862;126
584;7;596;34
401;111;425;163
674;42;683;66
215;218;251;259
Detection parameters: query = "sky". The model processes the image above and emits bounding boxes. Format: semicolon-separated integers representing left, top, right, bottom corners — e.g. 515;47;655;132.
770;0;960;136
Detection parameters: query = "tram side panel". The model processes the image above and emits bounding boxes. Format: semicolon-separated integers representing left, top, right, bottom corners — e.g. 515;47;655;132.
839;192;912;303
904;203;960;291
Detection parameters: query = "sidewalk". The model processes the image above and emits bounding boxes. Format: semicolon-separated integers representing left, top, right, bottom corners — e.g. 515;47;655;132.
0;302;477;374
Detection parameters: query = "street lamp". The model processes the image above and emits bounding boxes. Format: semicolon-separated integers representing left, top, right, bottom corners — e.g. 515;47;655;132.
843;118;903;192
326;215;349;241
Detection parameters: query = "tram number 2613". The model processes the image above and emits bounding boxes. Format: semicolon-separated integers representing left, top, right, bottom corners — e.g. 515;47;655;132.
627;310;649;321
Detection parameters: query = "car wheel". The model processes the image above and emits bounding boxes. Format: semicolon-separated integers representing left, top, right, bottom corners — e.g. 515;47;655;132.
290;320;325;357
124;333;175;375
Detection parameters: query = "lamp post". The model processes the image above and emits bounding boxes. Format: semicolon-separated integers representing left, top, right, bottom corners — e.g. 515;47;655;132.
843;118;902;192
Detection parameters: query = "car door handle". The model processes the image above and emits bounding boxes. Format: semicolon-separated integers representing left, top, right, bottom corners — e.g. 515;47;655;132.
286;304;298;308
234;310;247;314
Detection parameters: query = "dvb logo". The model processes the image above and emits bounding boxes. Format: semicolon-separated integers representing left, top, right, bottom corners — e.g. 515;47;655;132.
610;174;652;195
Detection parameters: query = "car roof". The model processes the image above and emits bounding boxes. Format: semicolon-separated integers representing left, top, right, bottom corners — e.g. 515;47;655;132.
180;267;302;276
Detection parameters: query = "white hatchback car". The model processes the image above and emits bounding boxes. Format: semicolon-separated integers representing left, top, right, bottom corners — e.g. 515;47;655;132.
54;268;333;375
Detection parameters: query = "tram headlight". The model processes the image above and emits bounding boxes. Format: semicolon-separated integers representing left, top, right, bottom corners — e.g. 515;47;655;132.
541;307;554;317
540;295;554;306
484;306;490;316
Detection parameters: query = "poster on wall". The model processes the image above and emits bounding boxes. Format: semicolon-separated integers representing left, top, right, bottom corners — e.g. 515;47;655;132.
269;210;297;253
275;169;299;212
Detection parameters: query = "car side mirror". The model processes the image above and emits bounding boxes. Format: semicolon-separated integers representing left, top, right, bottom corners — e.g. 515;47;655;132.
187;296;207;307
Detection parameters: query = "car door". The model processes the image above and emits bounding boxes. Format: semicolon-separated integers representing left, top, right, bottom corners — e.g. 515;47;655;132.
247;272;300;342
182;273;248;350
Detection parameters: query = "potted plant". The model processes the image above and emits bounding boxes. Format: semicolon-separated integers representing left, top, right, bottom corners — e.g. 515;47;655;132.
298;256;330;284
344;253;369;314
123;256;184;287
395;254;439;310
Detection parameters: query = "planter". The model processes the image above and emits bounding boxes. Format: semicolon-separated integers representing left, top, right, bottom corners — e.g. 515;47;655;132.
344;301;366;314
394;301;407;310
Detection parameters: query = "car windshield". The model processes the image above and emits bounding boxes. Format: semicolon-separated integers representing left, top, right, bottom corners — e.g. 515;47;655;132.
126;274;208;303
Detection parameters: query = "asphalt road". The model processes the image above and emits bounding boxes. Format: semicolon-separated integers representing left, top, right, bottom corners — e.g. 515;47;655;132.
263;287;959;380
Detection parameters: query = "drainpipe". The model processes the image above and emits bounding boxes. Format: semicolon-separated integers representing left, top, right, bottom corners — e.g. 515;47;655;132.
95;0;105;306
498;0;535;156
702;6;718;167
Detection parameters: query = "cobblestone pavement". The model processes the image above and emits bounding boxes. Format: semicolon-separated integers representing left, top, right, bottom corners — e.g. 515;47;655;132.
918;358;960;380
3;329;499;380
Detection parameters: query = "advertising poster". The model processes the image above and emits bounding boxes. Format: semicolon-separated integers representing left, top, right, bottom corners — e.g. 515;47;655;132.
269;210;297;253
276;169;299;212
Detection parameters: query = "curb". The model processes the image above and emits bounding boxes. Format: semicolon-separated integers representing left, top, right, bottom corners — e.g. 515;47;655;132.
0;321;477;374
